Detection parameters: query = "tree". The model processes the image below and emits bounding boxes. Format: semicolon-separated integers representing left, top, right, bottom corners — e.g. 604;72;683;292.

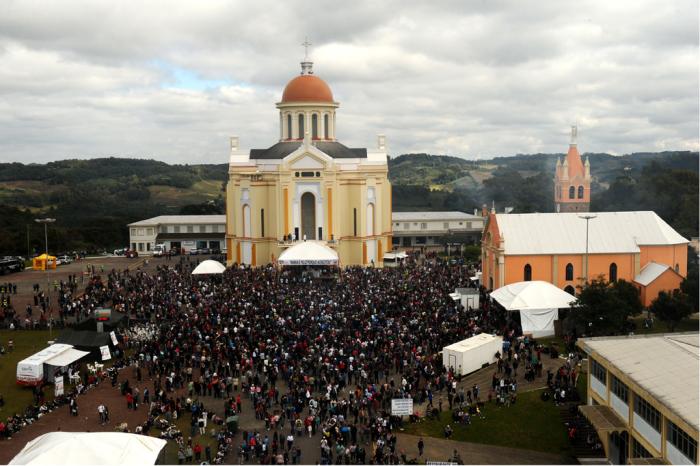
649;289;693;331
680;245;699;312
572;277;643;336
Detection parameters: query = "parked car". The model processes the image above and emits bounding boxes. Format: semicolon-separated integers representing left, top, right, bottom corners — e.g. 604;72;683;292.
199;247;211;255
57;255;73;265
125;249;139;258
113;248;127;256
188;248;200;255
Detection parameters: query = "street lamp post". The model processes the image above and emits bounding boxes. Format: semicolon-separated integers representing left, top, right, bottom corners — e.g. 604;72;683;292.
579;215;596;284
35;218;56;338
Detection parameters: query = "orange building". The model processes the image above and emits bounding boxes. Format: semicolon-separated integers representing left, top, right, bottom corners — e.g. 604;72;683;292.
555;126;591;213
481;211;688;306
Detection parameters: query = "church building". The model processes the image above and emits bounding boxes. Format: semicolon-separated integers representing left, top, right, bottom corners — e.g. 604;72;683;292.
555;126;591;212
225;52;392;266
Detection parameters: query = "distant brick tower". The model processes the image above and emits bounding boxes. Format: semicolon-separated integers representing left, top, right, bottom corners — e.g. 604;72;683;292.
554;125;591;212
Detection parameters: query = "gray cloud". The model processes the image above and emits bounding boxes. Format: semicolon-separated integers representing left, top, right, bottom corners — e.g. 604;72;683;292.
0;0;697;164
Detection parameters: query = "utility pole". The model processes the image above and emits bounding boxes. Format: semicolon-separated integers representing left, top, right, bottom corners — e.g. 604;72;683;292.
579;215;596;284
35;218;56;338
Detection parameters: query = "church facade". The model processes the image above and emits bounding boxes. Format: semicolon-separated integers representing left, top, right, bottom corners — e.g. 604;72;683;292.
225;57;392;266
554;126;591;212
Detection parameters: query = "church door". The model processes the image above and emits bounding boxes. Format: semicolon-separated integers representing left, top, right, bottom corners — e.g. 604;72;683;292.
301;192;316;240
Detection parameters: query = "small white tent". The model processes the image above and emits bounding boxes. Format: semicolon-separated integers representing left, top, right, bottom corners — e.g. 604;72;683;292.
490;281;576;338
191;260;226;275
278;241;338;266
9;432;167;465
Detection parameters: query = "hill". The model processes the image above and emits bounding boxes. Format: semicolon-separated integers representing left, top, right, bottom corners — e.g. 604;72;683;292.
0;151;697;255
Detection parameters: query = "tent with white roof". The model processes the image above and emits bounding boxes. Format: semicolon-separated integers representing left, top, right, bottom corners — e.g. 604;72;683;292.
9;432;167;465
191;259;226;275
491;281;576;337
278;241;338;266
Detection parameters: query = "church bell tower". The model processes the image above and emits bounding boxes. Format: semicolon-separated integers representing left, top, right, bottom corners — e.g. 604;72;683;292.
554;125;591;213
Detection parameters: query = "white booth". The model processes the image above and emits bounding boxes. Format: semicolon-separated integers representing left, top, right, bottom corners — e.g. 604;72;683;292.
16;344;89;386
442;333;502;376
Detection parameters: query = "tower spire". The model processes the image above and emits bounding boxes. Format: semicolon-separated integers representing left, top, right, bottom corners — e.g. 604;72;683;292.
570;124;578;146
300;37;314;75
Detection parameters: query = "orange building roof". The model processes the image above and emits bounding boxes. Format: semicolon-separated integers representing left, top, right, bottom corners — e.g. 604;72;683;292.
565;144;585;178
281;75;334;103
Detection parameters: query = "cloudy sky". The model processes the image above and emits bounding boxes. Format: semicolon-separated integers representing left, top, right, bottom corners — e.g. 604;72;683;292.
0;0;697;164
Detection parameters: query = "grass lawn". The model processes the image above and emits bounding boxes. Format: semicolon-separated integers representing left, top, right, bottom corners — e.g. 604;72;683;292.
152;411;222;464
0;330;54;417
403;388;571;456
630;315;699;334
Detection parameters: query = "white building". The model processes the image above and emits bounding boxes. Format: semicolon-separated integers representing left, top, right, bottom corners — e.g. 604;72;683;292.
577;333;699;465
391;211;484;249
127;215;226;254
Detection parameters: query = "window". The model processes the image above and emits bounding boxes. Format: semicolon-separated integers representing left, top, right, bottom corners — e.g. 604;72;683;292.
569;186;575;199
420;223;427;230
634;396;660;432
138;242;144;252
311;114;318;139
565;263;574;281
298;114;305;138
564;285;576;295
146;243;151;251
632;439;652;459
187;225;194;233
353;208;357;237
404;223;409;230
287;114;292;139
578;185;584;198
395;223;400;227
261;209;265;237
668;420;698;463
174;225;180;233
611;375;628;402
524;264;532;281
609;263;618;282
324;114;329;139
199;225;205;233
416;236;426;244
147;228;153;235
591;358;606;384
158;226;166;233
443;222;449;229
300;171;315;177
675;263;680;273
130;228;136;236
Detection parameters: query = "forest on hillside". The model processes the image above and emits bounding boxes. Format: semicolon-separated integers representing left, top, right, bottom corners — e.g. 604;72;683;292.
0;151;697;255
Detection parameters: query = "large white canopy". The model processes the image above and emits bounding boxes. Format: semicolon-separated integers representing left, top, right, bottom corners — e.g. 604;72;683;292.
9;432;167;465
278;241;338;266
491;281;575;311
491;281;576;338
191;259;226;275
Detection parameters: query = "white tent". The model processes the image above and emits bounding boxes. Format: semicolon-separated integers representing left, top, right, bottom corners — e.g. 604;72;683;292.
490;281;576;338
17;344;89;386
191;259;226;275
9;432;167;465
278;241;338;266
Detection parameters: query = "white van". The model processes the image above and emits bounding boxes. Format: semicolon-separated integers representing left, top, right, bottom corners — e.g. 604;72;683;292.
153;244;166;257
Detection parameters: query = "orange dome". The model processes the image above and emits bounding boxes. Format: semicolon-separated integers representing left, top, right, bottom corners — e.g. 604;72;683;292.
281;75;334;103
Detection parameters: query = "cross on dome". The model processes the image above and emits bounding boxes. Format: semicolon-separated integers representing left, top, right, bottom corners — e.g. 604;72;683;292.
300;36;314;75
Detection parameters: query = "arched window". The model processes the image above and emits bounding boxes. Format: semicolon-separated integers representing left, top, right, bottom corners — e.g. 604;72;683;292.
569;186;575;199
286;114;292;140
609;263;618;282
674;263;679;273
564;285;576;296
324;114;329;139
311;114;318;139
298;114;305;139
524;264;532;281
565;263;574;281
578;185;584;199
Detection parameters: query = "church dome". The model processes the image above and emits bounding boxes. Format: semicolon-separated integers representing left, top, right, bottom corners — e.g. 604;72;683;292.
281;75;334;103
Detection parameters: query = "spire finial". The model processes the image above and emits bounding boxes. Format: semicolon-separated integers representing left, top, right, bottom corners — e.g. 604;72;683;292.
570;124;578;146
300;37;314;75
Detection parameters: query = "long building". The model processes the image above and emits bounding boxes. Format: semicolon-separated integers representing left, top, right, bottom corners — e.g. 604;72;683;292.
391;211;484;250
481;210;688;305
127;215;225;254
577;333;699;465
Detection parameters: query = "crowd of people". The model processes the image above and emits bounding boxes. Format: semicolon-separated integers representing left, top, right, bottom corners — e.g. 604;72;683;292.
0;251;587;464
